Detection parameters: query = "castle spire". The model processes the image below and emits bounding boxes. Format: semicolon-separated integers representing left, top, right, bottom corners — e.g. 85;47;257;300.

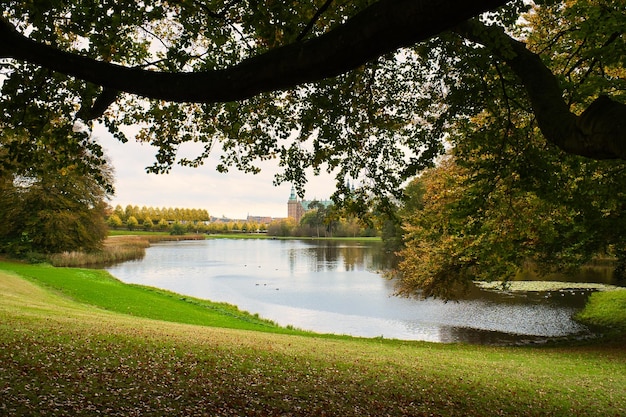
289;185;297;201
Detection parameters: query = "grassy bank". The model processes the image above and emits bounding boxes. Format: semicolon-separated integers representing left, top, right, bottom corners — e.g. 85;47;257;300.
0;261;303;335
1;262;625;416
576;290;626;337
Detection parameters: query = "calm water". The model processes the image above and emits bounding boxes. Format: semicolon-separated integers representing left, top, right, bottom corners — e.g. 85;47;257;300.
106;239;596;344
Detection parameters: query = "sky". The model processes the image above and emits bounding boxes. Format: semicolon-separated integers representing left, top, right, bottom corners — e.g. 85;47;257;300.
94;124;336;220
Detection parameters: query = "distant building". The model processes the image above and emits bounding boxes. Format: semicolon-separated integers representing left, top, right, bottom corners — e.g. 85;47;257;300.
287;186;333;223
247;215;273;224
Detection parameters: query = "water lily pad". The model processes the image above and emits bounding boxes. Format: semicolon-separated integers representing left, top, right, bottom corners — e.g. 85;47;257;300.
474;280;626;293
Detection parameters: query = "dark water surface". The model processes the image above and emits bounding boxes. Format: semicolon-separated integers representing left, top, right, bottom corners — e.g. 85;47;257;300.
106;239;597;344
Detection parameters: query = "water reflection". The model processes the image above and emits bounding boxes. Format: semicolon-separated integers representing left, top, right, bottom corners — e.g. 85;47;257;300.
287;240;385;273
106;239;597;344
515;264;618;285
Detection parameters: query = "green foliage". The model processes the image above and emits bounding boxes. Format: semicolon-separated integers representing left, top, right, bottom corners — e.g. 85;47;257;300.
2;0;624;216
125;216;139;231
169;222;187;236
0;132;111;255
111;204;210;224
107;214;123;228
265;212;376;238
157;218;169;231
396;150;626;298
0;0;490;214
380;177;426;253
393;1;626;299
300;200;331;237
267;218;297;237
142;217;153;231
527;0;626;107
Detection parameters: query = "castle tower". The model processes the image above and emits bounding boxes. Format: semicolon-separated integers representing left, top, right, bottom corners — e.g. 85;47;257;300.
287;186;304;222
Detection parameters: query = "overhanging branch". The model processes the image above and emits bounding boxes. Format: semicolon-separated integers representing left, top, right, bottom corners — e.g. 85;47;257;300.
456;20;626;160
0;0;508;113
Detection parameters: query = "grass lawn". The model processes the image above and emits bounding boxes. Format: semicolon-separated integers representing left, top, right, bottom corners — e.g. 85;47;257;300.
0;261;306;335
204;233;382;241
1;261;625;416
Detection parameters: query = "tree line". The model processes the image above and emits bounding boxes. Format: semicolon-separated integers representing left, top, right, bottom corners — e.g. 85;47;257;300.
106;203;377;238
266;217;377;238
107;205;210;228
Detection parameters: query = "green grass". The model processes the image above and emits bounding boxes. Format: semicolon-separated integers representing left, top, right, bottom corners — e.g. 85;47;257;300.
0;261;306;334
1;261;625;416
206;233;382;241
205;232;275;239
576;290;626;335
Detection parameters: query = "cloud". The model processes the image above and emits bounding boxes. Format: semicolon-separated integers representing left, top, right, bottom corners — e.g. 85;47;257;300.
94;125;336;219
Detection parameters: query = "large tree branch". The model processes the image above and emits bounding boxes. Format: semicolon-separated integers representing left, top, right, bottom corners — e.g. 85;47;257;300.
297;0;335;42
457;21;626;160
0;0;507;115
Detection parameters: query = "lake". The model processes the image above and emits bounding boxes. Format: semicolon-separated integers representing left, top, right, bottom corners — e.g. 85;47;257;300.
106;238;597;344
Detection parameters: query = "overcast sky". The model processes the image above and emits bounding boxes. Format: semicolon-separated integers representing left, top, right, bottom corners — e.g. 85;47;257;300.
94;125;336;220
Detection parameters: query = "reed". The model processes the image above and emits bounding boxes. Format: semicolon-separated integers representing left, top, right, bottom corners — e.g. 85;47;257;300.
48;235;150;267
47;233;206;267
142;233;205;242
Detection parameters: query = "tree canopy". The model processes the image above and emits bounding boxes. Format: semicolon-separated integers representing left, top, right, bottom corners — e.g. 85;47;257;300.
390;1;626;298
1;0;625;294
1;0;624;206
0;132;111;255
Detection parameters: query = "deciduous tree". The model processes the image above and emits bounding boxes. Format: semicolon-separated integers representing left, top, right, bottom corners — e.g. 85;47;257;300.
126;216;139;231
0;132;111;254
0;1;623;210
107;214;123;228
393;0;626;298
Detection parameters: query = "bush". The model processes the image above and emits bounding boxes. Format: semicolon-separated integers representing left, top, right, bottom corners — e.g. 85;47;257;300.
170;222;187;235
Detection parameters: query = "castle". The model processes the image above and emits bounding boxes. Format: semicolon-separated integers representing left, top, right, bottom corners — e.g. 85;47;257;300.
287;186;333;223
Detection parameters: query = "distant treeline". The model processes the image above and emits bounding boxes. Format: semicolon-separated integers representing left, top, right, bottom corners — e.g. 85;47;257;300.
266;218;378;238
107;204;211;227
106;204;378;238
106;205;271;234
108;205;210;225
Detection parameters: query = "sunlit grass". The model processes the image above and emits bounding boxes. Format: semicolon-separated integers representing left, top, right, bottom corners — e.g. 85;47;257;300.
576;290;626;334
0;261;306;334
1;262;625;416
